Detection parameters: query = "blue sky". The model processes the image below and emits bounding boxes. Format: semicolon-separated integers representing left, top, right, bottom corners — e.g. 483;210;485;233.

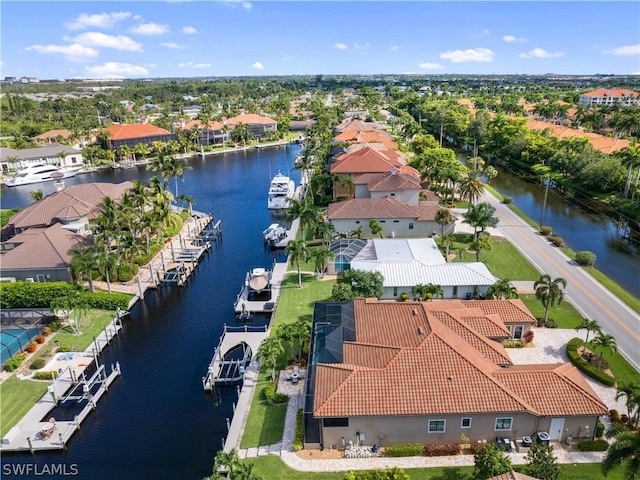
1;1;639;79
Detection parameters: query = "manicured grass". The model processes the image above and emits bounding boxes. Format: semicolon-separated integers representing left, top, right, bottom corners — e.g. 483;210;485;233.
446;234;540;280
0;376;49;437
585;339;640;386
241;273;336;448
0;208;20;227
246;456;626;480
519;294;584;329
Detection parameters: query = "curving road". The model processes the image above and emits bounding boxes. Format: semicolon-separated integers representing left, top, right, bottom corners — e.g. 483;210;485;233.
481;191;640;371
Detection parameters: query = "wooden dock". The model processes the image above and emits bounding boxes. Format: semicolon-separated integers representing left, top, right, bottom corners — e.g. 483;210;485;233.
233;262;288;314
202;325;269;389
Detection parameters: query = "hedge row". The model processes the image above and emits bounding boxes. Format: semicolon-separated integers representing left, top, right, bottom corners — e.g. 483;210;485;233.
263;382;289;405
577;439;609;451
292;408;304;451
566;337;616;387
424;443;460;456
383;443;424;457
343;468;409;480
0;282;132;310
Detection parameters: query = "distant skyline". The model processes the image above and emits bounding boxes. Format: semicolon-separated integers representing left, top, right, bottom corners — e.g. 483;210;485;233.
1;1;639;79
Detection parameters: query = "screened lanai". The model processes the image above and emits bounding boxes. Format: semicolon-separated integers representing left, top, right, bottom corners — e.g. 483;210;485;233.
328;238;367;274
1;309;55;366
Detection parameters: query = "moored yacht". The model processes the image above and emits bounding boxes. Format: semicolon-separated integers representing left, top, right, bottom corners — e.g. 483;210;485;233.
267;172;295;210
5;163;82;187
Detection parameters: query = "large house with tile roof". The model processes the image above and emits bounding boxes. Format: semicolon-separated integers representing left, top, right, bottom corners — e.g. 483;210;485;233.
526;119;630;154
333;130;398;151
104;123;176;151
304;298;607;449
578;89;639;107
225;113;277;139
0;182;132;282
0;143;84;173
354;169;423;205
177;119;228;146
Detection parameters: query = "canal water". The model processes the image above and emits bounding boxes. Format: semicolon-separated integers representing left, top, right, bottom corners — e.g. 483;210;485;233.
486;163;640;298
1;145;302;480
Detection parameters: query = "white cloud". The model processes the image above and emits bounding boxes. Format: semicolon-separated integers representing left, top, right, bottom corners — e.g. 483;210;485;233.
178;61;212;68
70;32;142;51
86;62;149;78
25;43;99;62
503;35;526;43
607;44;640;56
519;48;565;59
440;47;494;63
65;12;131;30
224;0;252;10
252;61;265;70
335;43;348;50
182;26;198;34
353;42;369;50
130;22;170;35
482;28;490;35
161;42;186;49
418;62;445;70
390;45;400;52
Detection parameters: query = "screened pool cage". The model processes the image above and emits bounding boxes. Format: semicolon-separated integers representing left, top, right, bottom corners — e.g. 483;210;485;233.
1;309;55;366
328;239;367;274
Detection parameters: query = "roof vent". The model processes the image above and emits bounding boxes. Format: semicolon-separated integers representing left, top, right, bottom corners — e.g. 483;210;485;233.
412;308;418;316
390;167;397;175
417;326;424;335
447;375;453;381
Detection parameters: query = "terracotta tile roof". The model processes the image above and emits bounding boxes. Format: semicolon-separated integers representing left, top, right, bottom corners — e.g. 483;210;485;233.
327;197;440;221
526;119;630;154
178;119;224;131
334;130;396;150
354;170;422;190
106;123;171;140
464;299;537;325
225;113;276;126
8;182;133;230
335;119;382;132
1;224;84;269
33;129;72;140
313;298;607;419
420;190;441;202
581;89;638;98
331;146;404;174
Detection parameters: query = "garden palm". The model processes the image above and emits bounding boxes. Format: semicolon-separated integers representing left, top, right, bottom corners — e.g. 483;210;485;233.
534;274;567;326
602;430;640;480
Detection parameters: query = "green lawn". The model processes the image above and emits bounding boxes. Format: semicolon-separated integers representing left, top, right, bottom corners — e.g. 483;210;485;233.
0;377;49;437
446;234;540;280
240;273;335;449
519;294;585;329
585;339;640;386
246;456;626;480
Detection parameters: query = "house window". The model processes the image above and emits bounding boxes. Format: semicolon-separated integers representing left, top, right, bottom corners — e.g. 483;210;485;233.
495;418;512;431
513;325;524;339
409;222;414;230
355;221;360;224
452;286;458;297
390;193;395;196
324;418;349;427
461;418;472;429
428;420;446;433
393;220;399;223
380;220;386;223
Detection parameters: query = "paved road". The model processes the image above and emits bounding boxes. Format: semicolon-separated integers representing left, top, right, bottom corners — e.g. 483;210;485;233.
480;191;640;371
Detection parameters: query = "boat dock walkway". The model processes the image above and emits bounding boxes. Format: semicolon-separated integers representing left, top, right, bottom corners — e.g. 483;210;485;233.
201;325;269;389
273;217;299;249
233;262;288;314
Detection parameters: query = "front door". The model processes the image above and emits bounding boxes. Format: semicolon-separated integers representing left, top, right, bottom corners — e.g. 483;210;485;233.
549;417;565;441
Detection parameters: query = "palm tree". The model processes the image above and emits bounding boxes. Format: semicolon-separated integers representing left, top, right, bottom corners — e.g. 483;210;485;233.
412;283;443;301
602;430;640;480
463;202;499;237
593;331;618;370
50;291;88;336
285;239;309;288
177;194;196;215
308;246;334;278
28;189;43;202
257;337;283;382
435;208;455;236
68;243;98;292
284;198;321;241
534;274;567;326
575;318;602;347
441;234;455;261
95;244;118;294
486;278;518;300
459;173;485;209
369;219;384;238
616;381;640;420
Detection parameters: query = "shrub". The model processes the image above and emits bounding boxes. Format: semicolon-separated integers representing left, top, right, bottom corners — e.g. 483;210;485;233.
545;318;558;328
501;195;513;204
48;321;60;332
25;343;37;353
263;382;288;405
33;371;58;380
596;420;605;438
575;251;597;266
424;443;460;456
468;442;485;454
399;293;409;302
57;343;71;353
539;226;552;236
577;439;608;451
30;358;46;370
292;408;304;451
610;409;621;423
384;443;424;457
80;291;132;311
549;235;565;247
566;338;615;387
524;330;534;344
504;340;525;348
5;354;24;372
42;327;52;336
35;335;46;344
114;264;138;282
0;281;79;308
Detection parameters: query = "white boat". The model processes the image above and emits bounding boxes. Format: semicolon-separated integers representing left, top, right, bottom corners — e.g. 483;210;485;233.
267;172;295;210
248;267;270;293
263;223;287;245
5;163;82;187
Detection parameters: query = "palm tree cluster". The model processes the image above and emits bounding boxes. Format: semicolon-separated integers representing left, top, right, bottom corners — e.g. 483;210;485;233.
533;274;567;326
68;178;179;292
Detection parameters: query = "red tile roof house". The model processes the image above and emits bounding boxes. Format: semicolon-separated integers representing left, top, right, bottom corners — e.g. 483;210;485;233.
304;298;607;450
176;119;228;146
0;182;132;282
577;89;639;107
104;124;177;151
225;113;277;140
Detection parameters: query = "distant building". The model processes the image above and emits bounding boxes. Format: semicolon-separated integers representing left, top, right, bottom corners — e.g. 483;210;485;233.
0;143;83;172
104;123;176;150
225;113;277;139
577;89;639;107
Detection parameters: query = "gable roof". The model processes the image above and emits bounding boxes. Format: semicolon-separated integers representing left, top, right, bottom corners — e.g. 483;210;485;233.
106;123;171;140
225;113;276;126
1;224;84;269
464;299;537;325
354;170;422;190
331;146;403;174
526;119;630;154
335;119;383;132
580;89;638;99
178;119;225;131
0;143;81;162
312;298;607;419
327;197;440;221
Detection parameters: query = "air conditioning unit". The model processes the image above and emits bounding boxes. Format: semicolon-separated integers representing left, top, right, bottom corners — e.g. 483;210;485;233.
25;278;35;283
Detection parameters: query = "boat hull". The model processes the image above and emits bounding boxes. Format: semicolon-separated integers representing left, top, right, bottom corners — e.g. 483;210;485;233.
5;167;82;187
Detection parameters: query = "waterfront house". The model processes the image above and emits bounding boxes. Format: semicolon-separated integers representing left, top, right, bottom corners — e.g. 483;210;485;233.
177;119;228;146
225;113;277;139
526;120;630;154
353;169;423;204
104;123;176;151
0;182;132;282
0;143;83;173
304;298;607;449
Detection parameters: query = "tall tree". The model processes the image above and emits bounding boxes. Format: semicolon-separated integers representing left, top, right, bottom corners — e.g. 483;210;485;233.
486;278;518;300
68;243;98;293
602;430;640;480
473;443;513;480
435;208;455;236
308;246;334;278
534;274;567;326
471;231;493;261
593;332;618;369
575;318;602;347
525;442;560;480
458;173;485;209
285;239;309;288
257;337;283;382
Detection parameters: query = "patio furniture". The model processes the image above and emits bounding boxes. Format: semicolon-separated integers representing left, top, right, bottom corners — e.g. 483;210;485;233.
40;419;56;440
